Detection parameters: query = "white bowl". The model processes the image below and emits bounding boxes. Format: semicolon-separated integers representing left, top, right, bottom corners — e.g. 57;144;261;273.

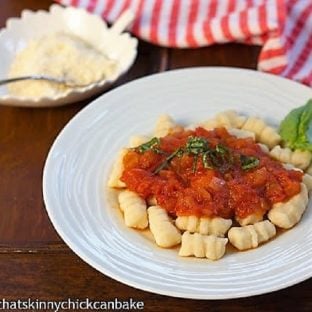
0;4;138;107
43;68;312;299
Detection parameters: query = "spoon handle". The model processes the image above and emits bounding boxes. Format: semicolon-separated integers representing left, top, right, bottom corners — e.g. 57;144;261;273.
0;75;79;88
110;10;135;35
0;76;38;86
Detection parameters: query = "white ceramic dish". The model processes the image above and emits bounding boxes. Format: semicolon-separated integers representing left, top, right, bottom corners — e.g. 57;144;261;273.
43;67;312;299
0;4;137;107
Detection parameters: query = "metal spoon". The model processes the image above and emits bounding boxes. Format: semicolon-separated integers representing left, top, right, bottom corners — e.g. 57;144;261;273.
0;75;98;88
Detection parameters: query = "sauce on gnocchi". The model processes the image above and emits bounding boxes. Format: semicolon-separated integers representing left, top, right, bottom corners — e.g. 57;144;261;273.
121;127;303;220
108;111;311;260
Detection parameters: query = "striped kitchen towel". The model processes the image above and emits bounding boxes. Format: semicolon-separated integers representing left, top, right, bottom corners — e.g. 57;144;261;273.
57;0;312;87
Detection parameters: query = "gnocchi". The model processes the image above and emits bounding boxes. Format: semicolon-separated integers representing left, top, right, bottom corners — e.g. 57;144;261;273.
242;117;281;148
228;220;276;250
270;145;312;170
268;183;308;229
154;114;176;137
148;206;181;248
109;111;310;261
108;149;127;188
118;190;148;229
175;216;232;237
236;212;264;226
200;110;245;130
179;231;228;260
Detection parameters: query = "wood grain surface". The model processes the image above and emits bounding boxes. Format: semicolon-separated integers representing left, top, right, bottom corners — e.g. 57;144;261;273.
0;0;310;311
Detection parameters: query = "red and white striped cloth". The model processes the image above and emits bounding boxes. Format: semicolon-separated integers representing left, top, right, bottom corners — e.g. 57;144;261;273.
57;0;312;87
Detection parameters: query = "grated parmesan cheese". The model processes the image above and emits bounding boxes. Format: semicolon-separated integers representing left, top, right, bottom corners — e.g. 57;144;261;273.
8;33;116;97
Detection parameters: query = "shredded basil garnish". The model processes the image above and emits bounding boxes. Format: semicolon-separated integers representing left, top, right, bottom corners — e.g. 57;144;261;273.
202;151;213;169
153;147;184;174
186;136;209;155
136;134;259;174
215;144;228;155
240;155;259;170
192;154;199;173
186;137;211;172
134;137;160;153
207;150;220;167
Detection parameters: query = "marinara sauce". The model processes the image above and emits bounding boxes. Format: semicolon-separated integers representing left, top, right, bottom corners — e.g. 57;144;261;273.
121;127;302;219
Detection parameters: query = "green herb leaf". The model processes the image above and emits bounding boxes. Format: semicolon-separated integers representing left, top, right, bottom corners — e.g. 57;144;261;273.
152;161;169;174
186;136;209;155
148;135;245;175
135;137;160;153
192;154;199;173
215;144;228;154
216;144;232;162
240;155;259;170
203;151;213;169
208;150;223;167
153;147;185;174
279;99;312;151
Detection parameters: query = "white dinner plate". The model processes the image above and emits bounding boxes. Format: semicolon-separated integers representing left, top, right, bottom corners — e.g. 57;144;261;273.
43;67;312;299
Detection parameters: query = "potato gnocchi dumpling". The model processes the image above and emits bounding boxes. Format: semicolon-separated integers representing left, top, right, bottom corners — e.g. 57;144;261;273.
227;128;255;140
303;174;312;191
118;190;148;229
128;135;149;148
200;110;245;130
242;117;281;148
179;232;228;260
175;216;232;237
270;145;312;170
257;143;270;154
109;111;310;261
228;220;276;250
148;206;181;248
268;183;308;229
236;212;264;226
108;149;127;188
154;114;176;137
199;118;220;130
215;110;246;129
306;163;312;175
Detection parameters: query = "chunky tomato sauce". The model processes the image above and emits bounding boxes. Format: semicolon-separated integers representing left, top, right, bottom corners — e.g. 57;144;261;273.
121;127;303;219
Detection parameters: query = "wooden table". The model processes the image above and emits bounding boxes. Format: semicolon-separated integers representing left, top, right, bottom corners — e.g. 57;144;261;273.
0;1;311;311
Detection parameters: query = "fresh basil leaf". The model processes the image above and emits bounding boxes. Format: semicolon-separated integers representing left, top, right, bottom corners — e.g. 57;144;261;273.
279;99;312;151
240;155;259;170
153;147;184;174
186;136;209;155
135;137;160;153
203;151;213;169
